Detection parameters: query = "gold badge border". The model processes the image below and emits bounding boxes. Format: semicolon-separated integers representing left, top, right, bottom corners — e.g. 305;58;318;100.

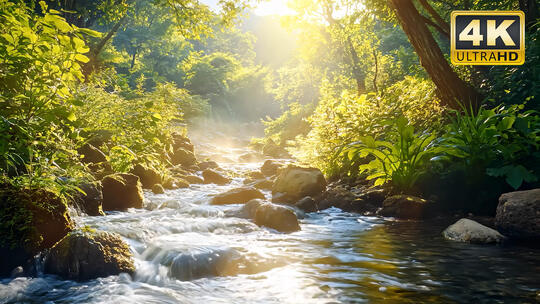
450;10;525;65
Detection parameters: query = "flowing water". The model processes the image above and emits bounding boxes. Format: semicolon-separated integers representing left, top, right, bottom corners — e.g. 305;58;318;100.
1;130;539;304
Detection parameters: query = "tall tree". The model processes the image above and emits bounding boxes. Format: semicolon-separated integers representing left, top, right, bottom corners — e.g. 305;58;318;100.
41;0;248;77
389;0;481;109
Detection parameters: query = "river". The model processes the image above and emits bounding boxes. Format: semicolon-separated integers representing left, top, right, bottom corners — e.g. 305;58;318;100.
1;130;539;303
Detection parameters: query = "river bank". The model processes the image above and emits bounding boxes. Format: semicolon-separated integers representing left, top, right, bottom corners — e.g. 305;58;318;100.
1;129;540;303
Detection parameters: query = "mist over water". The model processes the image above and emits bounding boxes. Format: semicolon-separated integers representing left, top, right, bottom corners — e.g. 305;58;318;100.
1;123;539;304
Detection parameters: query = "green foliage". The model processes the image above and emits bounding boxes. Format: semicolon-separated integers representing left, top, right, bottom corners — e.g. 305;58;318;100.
183;52;239;97
290;76;444;176
270;63;321;108
0;0;95;183
183;52;276;121
438;104;540;189
344;117;439;190
486;26;539;109
262;102;315;146
486;165;537;190
74;82;197;172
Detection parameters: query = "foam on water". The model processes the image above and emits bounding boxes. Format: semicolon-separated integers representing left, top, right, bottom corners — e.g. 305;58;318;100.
1;131;539;303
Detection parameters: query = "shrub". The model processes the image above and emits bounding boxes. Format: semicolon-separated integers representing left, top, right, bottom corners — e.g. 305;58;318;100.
0;0;98;183
290;76;445;176
74;83;192;173
437;104;540;190
344;117;439;191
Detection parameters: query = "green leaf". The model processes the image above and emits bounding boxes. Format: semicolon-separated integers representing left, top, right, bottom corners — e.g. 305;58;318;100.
499;116;516;130
488;165;538;190
78;28;102;38
74;54;89;63
66;112;76;122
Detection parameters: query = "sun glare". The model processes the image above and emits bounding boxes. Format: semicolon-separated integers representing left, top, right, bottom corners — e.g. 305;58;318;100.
254;0;295;16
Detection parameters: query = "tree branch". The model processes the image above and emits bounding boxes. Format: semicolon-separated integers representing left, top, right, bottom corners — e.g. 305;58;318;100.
416;0;449;36
419;14;449;39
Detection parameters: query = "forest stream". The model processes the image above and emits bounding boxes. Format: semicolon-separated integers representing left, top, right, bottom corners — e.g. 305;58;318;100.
1;130;539;304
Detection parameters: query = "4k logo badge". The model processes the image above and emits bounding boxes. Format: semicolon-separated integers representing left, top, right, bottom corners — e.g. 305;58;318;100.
451;11;525;65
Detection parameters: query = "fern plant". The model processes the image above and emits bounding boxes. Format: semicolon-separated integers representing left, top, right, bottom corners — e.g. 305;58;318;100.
344;116;439;191
439;103;540;189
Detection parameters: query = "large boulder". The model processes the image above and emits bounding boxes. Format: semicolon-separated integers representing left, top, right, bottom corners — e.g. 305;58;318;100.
241;199;300;233
78;143;107;164
102;173;144;211
378;195;433;219
443;218;506;244
0;185;73;276
72;182;104;216
357;188;388;206
260;160;284;177
272;166;327;204
130;164;161;189
255;202;301;233
495;189;540;240
170;147;197;167
202;169;231;185
44;230;135;281
211;187;265;205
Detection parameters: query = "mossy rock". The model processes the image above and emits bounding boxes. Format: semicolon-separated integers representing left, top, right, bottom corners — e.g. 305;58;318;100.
170;147;197;167
130;164;162;189
172;132;194;152
272;166;327;204
0;184;74;275
44;230;135;281
102;173;144;211
71;181;105;216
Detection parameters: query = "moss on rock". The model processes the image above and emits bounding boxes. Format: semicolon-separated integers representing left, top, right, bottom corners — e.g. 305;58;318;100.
45;230;135;281
0;182;74;275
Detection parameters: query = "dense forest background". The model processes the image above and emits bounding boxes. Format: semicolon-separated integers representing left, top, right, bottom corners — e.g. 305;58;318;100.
0;0;539;242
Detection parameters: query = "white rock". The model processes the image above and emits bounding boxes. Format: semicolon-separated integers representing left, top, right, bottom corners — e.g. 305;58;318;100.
443;218;505;244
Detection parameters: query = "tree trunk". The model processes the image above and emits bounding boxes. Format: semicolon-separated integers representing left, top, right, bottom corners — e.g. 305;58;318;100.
417;0;449;35
92;17;125;59
372;49;379;95
322;2;366;94
389;0;481;110
83;16;126;77
130;47;138;69
346;37;366;94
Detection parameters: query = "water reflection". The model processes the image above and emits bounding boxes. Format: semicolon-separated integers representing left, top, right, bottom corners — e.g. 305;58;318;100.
1;142;539;303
